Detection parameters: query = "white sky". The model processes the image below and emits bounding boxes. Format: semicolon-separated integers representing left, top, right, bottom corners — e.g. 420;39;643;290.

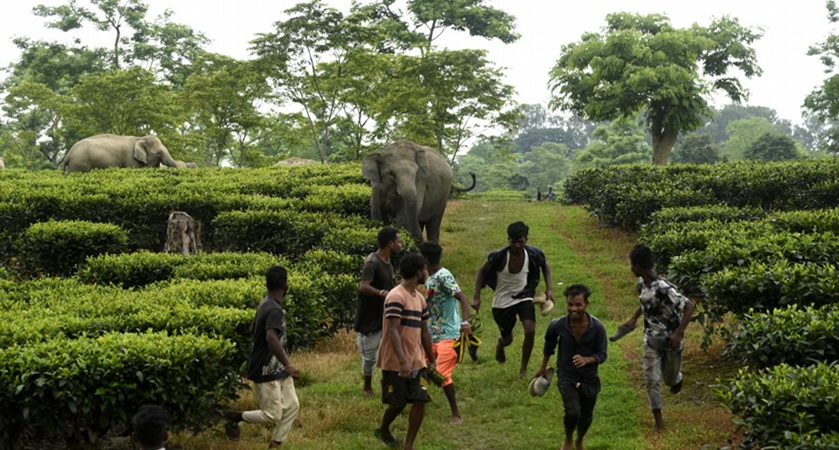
0;0;835;125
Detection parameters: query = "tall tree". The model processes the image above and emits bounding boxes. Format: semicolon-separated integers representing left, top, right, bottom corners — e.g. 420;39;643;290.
722;116;776;160
549;12;762;165
804;0;839;152
743;132;801;161
183;55;270;166
573;119;651;171
671;133;721;165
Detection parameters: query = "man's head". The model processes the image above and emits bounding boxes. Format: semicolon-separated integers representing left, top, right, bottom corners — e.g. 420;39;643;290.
377;226;403;254
399;252;428;284
266;265;288;293
418;241;442;265
629;244;655;276
507;221;529;250
132;405;168;450
563;284;591;318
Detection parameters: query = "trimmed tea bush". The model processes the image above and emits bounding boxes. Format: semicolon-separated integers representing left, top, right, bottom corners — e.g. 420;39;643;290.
78;250;182;288
716;362;839;449
722;305;839;368
0;332;239;449
18;220;128;276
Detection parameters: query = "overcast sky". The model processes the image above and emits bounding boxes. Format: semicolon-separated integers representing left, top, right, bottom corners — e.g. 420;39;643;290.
1;0;835;125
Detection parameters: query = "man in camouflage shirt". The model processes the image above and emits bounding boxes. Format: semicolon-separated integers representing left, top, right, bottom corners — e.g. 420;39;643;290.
618;244;695;434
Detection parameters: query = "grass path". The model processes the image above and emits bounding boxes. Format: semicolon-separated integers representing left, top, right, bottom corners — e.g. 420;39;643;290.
173;200;737;449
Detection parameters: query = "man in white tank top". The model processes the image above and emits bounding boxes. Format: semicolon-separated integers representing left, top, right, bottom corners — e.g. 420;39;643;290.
473;221;555;379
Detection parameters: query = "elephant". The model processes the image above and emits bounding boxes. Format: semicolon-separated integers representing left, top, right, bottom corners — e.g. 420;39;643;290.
62;134;178;173
362;139;476;243
0;156;4;169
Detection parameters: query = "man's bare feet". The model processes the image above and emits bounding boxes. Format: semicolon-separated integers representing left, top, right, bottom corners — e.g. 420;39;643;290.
575;438;584;450
519;369;528;379
451;415;462;425
561;441;572;450
363;388;375;397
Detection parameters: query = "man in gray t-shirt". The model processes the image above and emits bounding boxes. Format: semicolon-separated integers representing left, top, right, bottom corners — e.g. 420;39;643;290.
355;226;402;396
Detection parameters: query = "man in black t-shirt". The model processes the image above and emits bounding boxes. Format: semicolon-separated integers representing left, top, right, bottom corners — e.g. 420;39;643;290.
355;226;402;396
223;266;300;448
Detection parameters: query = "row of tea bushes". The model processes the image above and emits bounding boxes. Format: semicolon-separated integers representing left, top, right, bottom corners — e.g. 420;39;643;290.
0;332;239;449
12;211;379;277
77;251;287;288
722;305;839;368
641;207;839;265
666;230;839;298
563;160;839;229
0;164;372;261
715;362;839;449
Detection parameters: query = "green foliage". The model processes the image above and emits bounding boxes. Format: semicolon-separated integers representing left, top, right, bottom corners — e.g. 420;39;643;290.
549;12;762;164
78;251;286;288
744;131;801;161
722;116;777;160
671;133;721;164
705;260;839;321
722;305;839;368
715;362;839;449
573;120;652;170
0;332;239;449
18;220;128;277
564;159;839;229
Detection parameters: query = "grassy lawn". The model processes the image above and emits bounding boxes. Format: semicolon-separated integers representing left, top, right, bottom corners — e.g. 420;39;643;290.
171;200;740;450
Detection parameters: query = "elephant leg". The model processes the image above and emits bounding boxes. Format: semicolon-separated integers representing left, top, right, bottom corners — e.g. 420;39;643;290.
425;215;444;243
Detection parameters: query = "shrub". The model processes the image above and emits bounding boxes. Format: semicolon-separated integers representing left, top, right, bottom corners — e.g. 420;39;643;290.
722;305;839;368
715;362;839;449
78;251;182;288
704;261;839;321
173;252;287;280
298;249;362;276
0;332;239;449
18;220;128;276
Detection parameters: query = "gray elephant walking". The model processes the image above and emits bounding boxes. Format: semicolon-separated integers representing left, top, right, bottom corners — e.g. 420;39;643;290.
362;140;475;243
63;134;178;173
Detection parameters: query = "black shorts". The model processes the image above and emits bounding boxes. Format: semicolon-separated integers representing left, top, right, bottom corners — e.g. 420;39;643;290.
492;300;536;337
381;369;432;406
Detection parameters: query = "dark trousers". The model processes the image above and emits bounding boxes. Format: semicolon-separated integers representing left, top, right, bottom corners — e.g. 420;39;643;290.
560;384;597;437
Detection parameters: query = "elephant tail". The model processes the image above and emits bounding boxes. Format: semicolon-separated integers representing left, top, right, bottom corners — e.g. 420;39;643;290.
451;172;477;193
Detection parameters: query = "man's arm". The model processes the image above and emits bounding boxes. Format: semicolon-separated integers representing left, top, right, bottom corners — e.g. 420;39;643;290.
472;260;491;313
421;321;436;373
359;262;389;298
454;291;473;335
540;256;555;303
670;298;695;348
267;328;299;379
536;322;559;377
624;306;642;327
385;316;410;377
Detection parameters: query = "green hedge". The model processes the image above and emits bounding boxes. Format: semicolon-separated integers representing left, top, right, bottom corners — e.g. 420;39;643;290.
212;209;370;258
0;332;239;449
716;362;839;449
667;231;839;297
18;220;128;277
722;305;839;368
704;261;839;321
77;251;287;288
564;160;839;230
642;205;767;237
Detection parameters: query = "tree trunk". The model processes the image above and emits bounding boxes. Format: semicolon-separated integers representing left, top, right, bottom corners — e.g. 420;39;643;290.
651;126;679;166
164;211;201;256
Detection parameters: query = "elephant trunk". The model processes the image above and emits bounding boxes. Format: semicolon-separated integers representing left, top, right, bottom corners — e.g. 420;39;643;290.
397;184;424;244
160;151;178;168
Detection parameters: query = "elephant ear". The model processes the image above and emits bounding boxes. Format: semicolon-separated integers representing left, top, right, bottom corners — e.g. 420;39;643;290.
133;139;148;164
362;154;380;183
415;149;429;179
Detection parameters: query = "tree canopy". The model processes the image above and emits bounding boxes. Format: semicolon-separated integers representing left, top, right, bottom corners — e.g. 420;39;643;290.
548;12;762;165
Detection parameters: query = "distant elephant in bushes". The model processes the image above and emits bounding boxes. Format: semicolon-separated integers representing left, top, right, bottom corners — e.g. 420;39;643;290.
362;139;475;243
0;156;5;169
63;134;178;173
